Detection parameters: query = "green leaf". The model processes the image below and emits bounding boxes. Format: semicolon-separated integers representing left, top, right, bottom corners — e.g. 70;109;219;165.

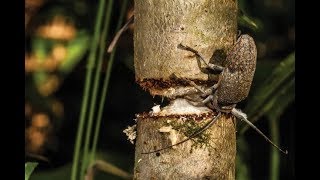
240;52;295;134
25;162;38;180
238;1;262;32
268;116;280;180
238;13;261;32
87;160;132;180
266;78;295;180
59;31;90;74
30;163;71;180
246;76;294;128
266;78;295;120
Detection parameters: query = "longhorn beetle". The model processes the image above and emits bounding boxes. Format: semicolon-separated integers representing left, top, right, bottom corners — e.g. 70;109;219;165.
141;34;288;155
106;15;288;155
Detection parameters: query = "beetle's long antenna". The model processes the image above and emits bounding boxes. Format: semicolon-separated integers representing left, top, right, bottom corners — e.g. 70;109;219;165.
141;112;222;154
231;108;288;154
107;14;134;53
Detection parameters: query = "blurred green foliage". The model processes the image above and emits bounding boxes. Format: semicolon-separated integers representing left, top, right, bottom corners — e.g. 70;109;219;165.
30;151;133;180
241;52;295;133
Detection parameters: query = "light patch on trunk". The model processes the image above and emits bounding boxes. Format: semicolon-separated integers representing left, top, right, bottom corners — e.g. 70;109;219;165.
158;125;179;149
159;125;173;132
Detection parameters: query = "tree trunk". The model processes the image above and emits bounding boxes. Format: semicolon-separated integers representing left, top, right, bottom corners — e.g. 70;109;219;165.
133;0;238;179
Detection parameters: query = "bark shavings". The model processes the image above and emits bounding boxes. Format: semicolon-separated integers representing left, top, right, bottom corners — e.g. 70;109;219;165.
136;110;234;121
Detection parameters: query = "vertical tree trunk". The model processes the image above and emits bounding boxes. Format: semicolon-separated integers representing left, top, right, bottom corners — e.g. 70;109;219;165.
133;0;238;179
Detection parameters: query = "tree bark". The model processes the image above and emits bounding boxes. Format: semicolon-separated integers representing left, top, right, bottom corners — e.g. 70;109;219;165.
133;0;238;179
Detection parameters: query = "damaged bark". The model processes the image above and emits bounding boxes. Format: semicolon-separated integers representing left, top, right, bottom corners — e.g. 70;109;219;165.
134;99;236;179
133;0;238;179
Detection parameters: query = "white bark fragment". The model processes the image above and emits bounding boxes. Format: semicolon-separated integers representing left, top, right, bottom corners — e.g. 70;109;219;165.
123;125;137;144
151;104;161;114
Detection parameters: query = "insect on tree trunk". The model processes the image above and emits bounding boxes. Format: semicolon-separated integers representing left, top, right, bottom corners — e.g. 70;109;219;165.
133;0;238;179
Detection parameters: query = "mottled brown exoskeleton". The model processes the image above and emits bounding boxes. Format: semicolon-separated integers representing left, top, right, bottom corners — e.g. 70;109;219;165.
215;34;257;109
142;34;288;154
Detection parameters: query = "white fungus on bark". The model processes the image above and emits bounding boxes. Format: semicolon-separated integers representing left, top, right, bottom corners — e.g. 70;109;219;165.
156;98;211;115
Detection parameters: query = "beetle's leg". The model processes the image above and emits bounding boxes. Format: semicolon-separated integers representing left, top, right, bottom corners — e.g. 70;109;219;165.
187;80;207;95
170;73;209;95
212;94;223;112
182;76;219;97
211;94;236;113
187;94;215;107
200;81;220;98
177;43;224;73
